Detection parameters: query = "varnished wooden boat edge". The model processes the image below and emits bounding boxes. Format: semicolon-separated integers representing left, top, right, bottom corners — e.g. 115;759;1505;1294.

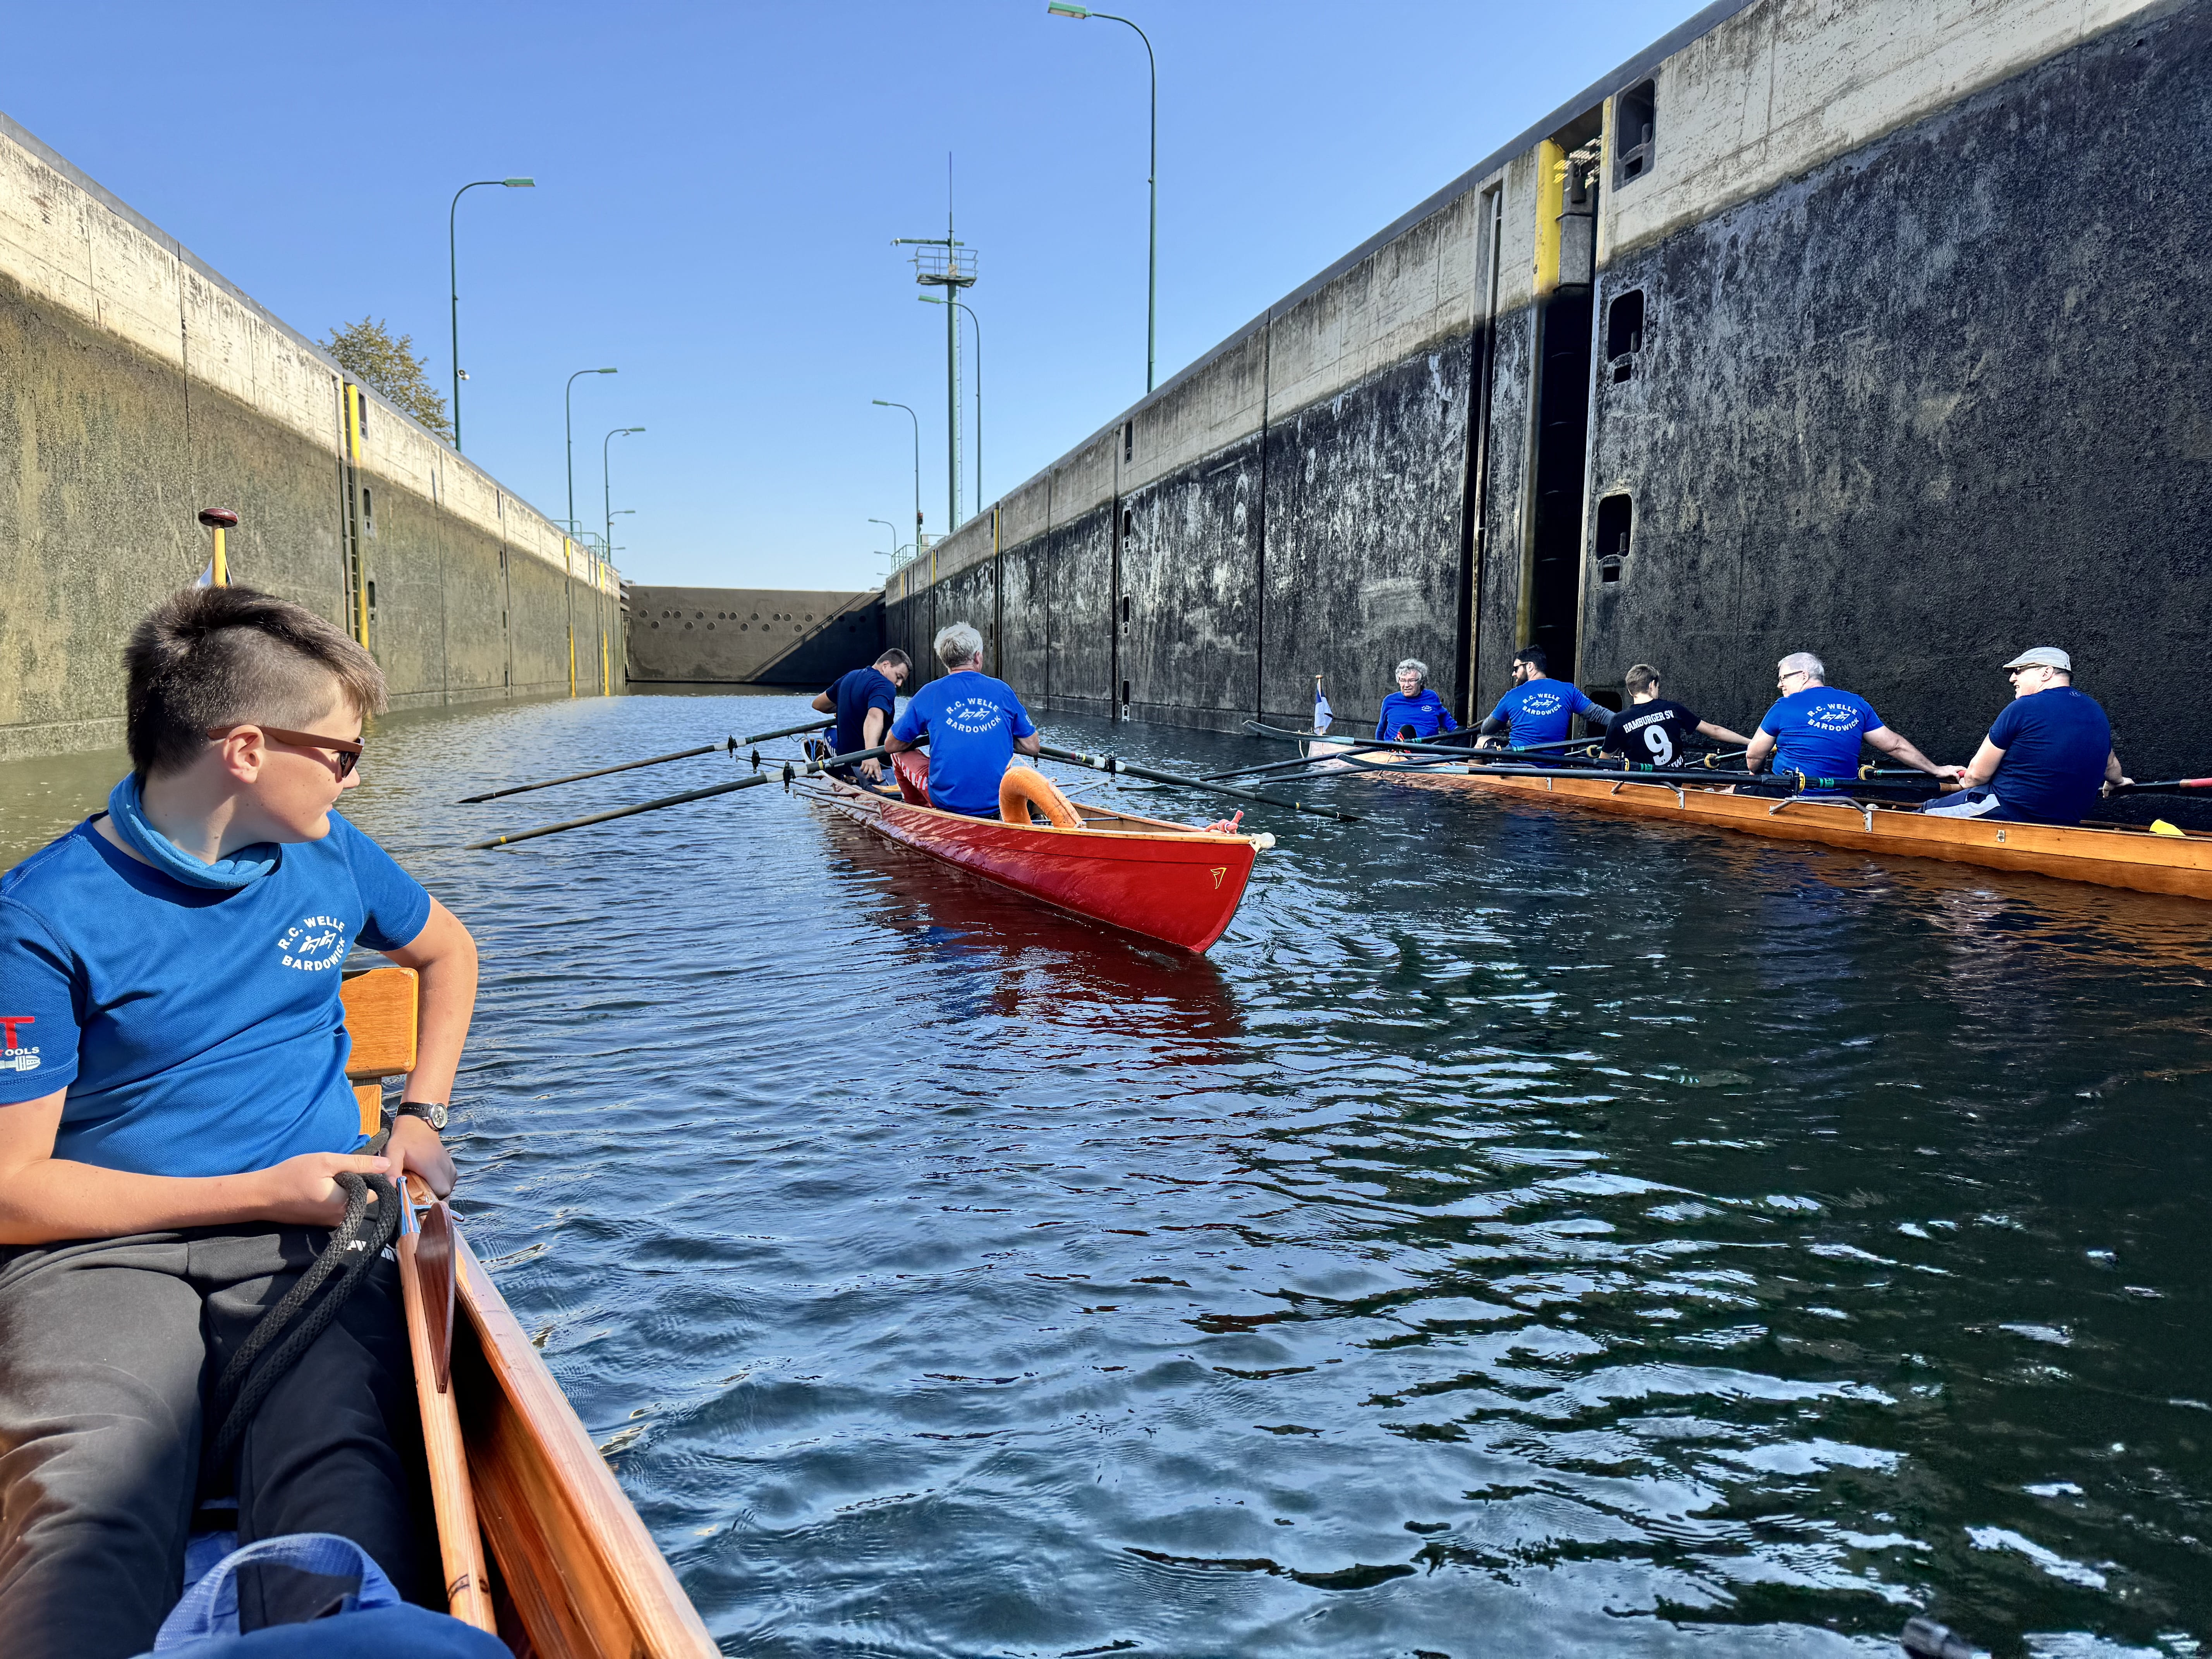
453;1226;719;1657
1401;769;2212;902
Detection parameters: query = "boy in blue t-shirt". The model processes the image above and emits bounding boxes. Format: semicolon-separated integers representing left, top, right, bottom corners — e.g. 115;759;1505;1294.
1374;658;1459;742
1743;651;1956;797
1475;646;1612;754
0;586;480;1654
811;649;911;783
886;621;1041;816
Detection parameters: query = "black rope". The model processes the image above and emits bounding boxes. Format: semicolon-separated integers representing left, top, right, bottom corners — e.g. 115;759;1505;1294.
208;1135;401;1471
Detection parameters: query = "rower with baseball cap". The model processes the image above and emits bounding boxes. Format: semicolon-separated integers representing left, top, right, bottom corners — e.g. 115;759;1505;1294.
1923;646;2130;826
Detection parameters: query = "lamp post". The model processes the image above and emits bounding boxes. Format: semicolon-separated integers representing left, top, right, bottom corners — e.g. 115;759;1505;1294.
448;176;535;453
603;427;643;564
564;368;618;538
1048;5;1155;393
868;517;902;563
872;400;922;553
920;295;982;511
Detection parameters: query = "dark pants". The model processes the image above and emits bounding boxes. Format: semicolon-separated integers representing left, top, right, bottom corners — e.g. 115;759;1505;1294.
0;1226;421;1659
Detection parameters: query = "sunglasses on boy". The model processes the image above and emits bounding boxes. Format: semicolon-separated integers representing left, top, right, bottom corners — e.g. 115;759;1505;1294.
205;724;366;779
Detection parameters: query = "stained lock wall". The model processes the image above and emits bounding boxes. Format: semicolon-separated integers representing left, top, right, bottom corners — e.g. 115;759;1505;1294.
888;0;2199;807
0;112;622;765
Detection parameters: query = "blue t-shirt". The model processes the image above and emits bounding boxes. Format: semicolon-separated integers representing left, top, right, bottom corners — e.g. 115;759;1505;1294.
1759;685;1882;786
1485;678;1603;747
827;666;899;759
1375;690;1458;742
889;671;1038;816
1986;686;2112;826
0;811;432;1177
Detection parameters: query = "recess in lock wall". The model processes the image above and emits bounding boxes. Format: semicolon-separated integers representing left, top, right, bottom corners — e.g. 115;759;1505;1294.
1615;80;1656;185
1122;421;1133;462
1595;493;1632;583
1121;680;1131;708
1121;596;1131;625
366;580;378;611
1607;290;1645;381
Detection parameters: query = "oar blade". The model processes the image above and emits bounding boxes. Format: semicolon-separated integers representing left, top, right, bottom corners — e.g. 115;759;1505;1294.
416;1200;457;1393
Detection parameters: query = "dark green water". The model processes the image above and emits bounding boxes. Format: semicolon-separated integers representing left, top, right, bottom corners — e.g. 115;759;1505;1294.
3;694;2204;1657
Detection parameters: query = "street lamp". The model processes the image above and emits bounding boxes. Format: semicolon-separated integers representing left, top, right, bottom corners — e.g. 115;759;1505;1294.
1048;5;1156;393
448;177;535;452
872;400;922;553
867;517;902;562
565;368;618;538
603;427;643;564
919;295;982;511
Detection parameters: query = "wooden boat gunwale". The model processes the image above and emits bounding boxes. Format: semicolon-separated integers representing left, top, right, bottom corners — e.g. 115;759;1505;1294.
338;967;717;1657
1387;765;2212;902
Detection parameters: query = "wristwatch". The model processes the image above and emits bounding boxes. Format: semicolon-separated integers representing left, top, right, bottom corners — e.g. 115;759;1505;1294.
386;1099;450;1132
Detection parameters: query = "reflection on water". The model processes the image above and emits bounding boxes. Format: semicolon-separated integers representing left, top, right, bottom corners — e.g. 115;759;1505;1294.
4;694;2205;1657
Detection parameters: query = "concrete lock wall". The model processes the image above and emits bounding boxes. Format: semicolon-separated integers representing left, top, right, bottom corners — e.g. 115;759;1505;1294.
0;112;623;765
627;587;885;686
888;0;2208;809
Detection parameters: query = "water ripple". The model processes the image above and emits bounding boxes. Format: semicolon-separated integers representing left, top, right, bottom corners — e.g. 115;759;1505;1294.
8;691;2204;1656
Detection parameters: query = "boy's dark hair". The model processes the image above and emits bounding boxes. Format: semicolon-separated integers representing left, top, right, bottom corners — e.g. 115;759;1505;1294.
1623;663;1660;696
1513;645;1550;673
124;586;388;777
876;648;912;673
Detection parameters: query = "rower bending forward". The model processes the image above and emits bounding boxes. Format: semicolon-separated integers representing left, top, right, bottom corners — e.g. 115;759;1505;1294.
885;622;1042;817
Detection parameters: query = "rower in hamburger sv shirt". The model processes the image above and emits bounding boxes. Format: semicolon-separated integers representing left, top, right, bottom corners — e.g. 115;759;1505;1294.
1600;663;1753;768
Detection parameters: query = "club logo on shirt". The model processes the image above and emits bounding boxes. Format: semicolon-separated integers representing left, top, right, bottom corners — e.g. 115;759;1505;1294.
0;1014;36;1073
278;915;350;972
1519;691;1567;716
942;696;1008;735
1801;700;1865;734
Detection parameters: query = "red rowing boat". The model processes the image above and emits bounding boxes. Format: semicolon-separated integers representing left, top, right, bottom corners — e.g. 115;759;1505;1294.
795;756;1267;953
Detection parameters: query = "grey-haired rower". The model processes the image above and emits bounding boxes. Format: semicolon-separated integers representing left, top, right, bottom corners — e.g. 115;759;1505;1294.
1374;659;1458;742
884;622;1042;817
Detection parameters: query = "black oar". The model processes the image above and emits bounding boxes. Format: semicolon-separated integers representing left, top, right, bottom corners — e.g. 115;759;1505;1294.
2112;776;2212;793
1037;744;1361;823
466;775;773;849
1454;760;1942;793
756;741;902;776
457;740;732;803
740;716;835;745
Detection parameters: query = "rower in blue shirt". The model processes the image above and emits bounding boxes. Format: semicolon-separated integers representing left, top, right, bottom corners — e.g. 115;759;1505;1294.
1476;646;1612;754
1743;651;1953;797
811;648;910;783
885;621;1041;816
1922;646;2128;824
1374;658;1458;742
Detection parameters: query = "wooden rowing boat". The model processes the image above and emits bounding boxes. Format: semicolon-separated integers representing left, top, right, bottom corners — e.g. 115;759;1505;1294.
342;968;718;1656
1386;766;2212;903
794;759;1266;953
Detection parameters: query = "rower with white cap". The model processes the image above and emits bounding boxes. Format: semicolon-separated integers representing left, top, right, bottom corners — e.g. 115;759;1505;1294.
1923;646;2130;826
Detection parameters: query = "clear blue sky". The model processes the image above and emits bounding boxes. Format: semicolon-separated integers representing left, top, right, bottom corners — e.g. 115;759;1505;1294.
5;2;1702;592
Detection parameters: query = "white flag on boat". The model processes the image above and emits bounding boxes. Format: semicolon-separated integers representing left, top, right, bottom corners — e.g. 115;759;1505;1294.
1312;676;1333;736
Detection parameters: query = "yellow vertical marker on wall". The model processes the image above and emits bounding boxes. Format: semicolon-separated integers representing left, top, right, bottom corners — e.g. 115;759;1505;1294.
197;507;238;586
345;385;369;646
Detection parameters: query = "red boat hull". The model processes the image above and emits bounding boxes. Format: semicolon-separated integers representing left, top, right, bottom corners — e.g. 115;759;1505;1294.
800;778;1260;953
